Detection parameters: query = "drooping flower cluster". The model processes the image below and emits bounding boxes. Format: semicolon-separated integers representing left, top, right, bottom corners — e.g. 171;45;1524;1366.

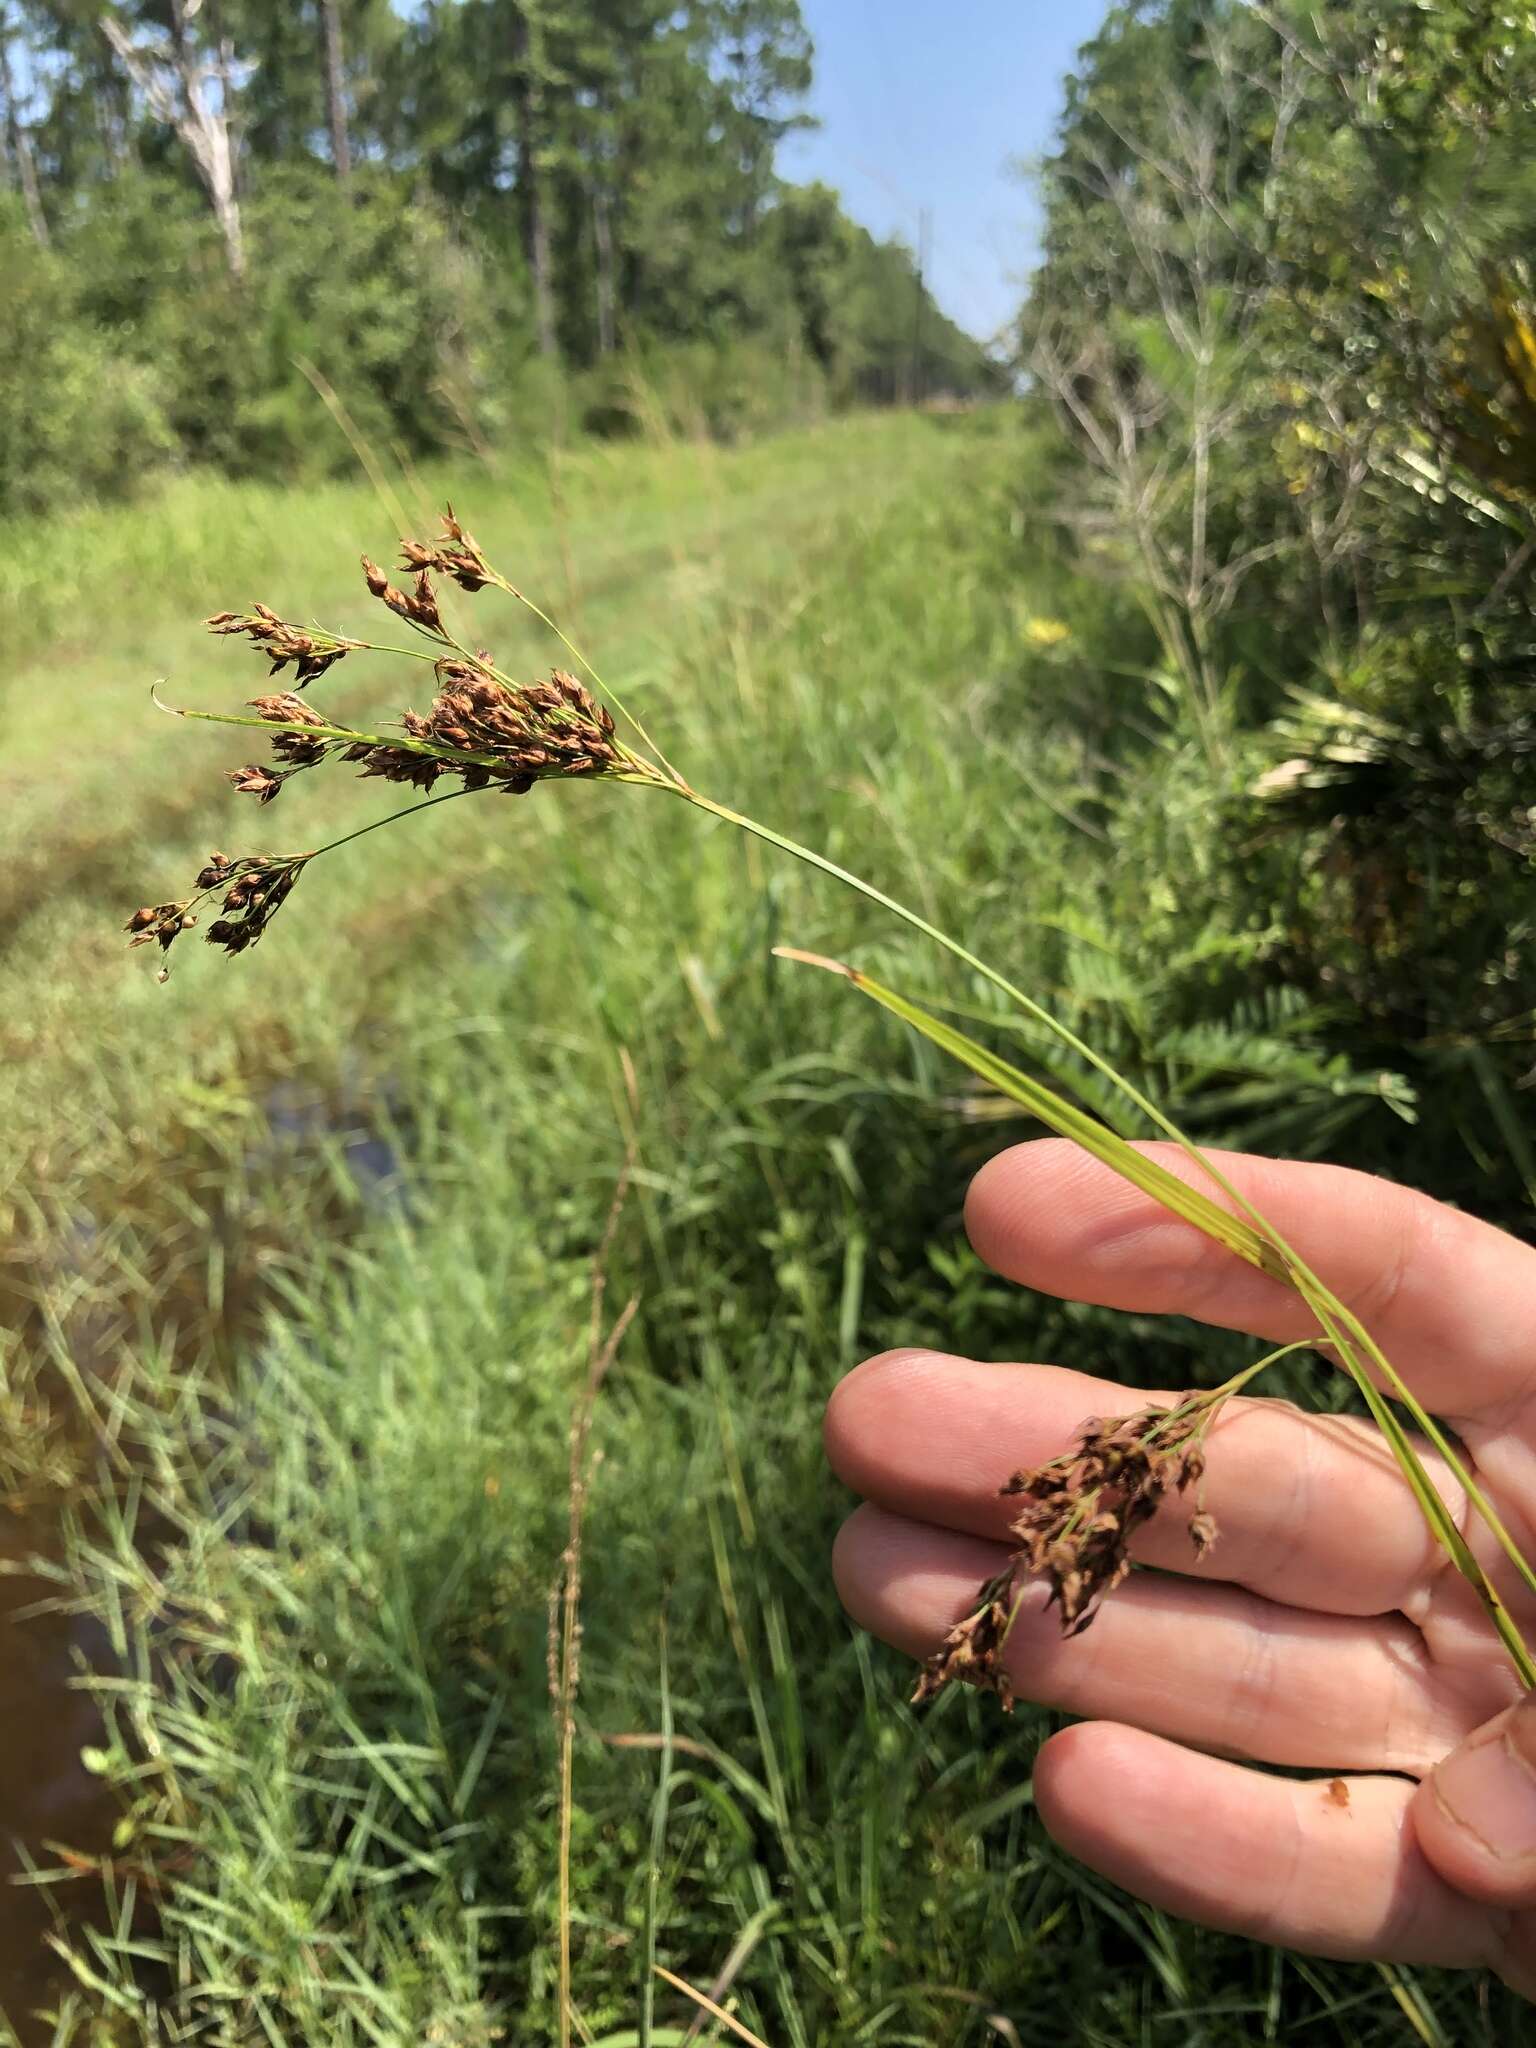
913;1401;1219;1712
125;850;311;976
1002;1406;1212;1632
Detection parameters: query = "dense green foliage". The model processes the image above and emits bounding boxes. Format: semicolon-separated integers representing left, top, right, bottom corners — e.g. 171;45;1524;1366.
0;0;995;514
1015;0;1536;1235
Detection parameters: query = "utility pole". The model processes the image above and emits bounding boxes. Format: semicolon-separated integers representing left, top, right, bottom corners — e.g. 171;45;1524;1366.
909;206;930;407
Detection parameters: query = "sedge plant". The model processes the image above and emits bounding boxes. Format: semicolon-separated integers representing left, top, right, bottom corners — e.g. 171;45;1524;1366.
126;506;1536;1703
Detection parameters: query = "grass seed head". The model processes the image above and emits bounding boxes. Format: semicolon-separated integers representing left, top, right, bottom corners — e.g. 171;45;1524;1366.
133;516;640;978
126;850;309;969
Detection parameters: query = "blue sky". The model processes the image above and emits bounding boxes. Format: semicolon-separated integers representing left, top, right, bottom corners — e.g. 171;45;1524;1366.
781;1;1109;343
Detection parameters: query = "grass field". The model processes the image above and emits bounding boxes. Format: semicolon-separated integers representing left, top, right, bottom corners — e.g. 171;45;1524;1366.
0;410;1519;2045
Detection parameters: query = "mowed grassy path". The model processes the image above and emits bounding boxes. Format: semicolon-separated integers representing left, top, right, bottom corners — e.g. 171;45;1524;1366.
0;415;1499;2045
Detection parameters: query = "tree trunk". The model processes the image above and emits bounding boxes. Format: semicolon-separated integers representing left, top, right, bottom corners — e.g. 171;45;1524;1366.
592;185;616;355
320;0;351;187
207;154;245;277
528;174;555;357
509;5;557;359
100;0;245;279
0;8;50;249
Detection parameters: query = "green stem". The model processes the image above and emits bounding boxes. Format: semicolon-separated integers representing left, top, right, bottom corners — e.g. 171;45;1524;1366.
346;638;446;668
1186;1340;1316;1417
306;783;490;863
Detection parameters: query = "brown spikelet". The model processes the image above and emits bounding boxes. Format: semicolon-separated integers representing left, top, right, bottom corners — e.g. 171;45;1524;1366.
228;763;284;803
125;901;195;954
248;692;331;767
205;607;352;687
410;570;444;635
910;1571;1019;1713
395;504;496;592
362;554;451;634
914;1399;1223;1706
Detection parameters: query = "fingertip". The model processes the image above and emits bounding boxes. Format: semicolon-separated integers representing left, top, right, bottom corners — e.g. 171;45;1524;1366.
1413;1706;1536;1908
964;1138;1078;1272
828;1502;873;1616
829;1501;1009;1657
965;1138;1186;1291
1033;1720;1144;1854
827;1501;923;1640
823;1348;945;1492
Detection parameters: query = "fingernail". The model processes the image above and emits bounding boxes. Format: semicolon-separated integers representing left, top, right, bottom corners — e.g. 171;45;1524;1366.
1434;1707;1536;1863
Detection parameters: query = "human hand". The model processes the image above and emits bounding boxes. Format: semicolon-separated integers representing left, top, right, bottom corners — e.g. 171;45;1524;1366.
826;1139;1536;1997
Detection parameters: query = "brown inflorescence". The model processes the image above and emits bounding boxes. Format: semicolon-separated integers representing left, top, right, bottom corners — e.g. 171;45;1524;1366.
361;557;445;635
205;605;353;687
125;849;310;972
398;504;494;593
203;855;310;956
130;510;633;979
910;1569;1020;1713
351;665;619;800
912;1401;1219;1711
227;694;339;803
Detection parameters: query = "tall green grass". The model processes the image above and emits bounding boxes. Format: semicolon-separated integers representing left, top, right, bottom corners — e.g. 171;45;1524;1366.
2;412;1514;2044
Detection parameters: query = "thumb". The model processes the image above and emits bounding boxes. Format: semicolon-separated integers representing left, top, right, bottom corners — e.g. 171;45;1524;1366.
1414;1697;1536;1906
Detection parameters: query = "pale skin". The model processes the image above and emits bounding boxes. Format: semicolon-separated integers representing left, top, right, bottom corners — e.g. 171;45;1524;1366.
825;1139;1536;1999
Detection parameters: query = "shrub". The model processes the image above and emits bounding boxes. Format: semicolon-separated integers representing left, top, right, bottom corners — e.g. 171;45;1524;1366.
0;206;175;518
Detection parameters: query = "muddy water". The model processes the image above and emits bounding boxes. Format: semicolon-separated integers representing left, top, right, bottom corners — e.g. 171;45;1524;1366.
0;1082;404;2042
0;1526;118;2043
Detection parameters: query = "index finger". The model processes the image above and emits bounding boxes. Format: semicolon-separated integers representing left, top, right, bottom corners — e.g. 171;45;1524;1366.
965;1140;1536;1428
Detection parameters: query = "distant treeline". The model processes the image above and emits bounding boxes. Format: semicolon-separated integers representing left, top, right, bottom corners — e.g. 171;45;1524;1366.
0;0;999;512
